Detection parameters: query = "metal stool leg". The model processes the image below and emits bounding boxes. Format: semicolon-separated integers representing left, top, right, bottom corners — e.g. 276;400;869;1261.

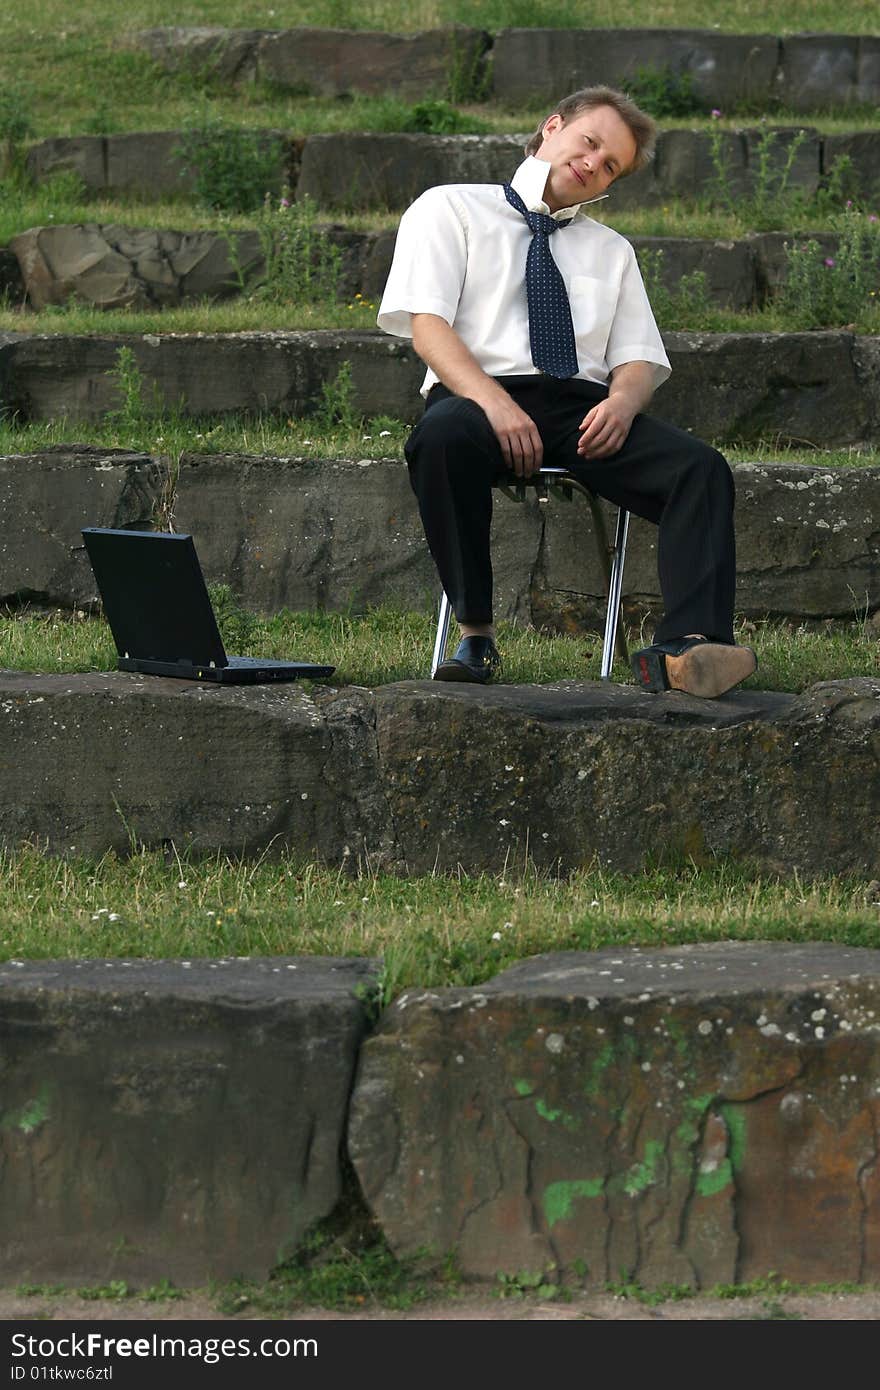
600;508;630;680
430;590;453;677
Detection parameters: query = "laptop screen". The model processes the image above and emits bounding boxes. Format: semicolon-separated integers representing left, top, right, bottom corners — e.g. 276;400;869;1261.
82;528;228;667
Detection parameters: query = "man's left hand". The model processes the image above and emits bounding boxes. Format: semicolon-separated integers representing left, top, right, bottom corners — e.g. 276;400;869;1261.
576;361;656;459
576;397;637;459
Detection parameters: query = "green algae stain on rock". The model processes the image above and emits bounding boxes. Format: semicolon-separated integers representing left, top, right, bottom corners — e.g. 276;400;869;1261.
719;1101;747;1173
696;1156;734;1197
543;1177;605;1228
621;1139;665;1197
1;1083;51;1135
534;1098;580;1131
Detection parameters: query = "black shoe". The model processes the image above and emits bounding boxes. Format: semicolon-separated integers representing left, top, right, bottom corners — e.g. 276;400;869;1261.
631;636;757;698
433;636;502;684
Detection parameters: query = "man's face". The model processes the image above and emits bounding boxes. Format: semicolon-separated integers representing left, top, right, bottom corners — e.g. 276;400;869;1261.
534;104;638;212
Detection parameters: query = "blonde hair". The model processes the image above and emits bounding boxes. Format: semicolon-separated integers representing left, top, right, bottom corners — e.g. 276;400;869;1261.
524;86;657;176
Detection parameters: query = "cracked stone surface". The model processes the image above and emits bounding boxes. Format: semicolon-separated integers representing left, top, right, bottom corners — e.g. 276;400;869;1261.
347;943;880;1286
1;673;880;876
0;955;380;1283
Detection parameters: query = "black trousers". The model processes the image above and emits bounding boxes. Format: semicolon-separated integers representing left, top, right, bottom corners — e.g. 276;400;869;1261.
404;375;737;645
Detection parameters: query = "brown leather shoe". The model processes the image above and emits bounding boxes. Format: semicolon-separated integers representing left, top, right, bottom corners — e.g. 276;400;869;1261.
631;637;757;698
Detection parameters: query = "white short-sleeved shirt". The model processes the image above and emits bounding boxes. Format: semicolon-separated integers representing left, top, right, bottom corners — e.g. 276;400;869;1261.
377;155;671;398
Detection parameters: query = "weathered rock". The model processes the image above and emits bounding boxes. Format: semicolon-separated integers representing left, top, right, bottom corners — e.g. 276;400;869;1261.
0;955;378;1283
0;446;168;604
371;677;880;876
25;131;293;200
823;131;880;206
633;237;757;310
657;331;874;447
492;28;780;111
256;26;490;99
348;943;880;1285
296;131;526;213
2;330;879;446
130;25;490;99
0;247;24;304
2;449;876;624
0;330;424;424
0;671;393;863
23;127;869;211
2;673;880;876
131;25;271;82
9;225;263;311
779;34;880;111
171;453;433;616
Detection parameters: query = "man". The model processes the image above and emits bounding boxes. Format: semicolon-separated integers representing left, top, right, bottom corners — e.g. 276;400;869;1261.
377;86;757;698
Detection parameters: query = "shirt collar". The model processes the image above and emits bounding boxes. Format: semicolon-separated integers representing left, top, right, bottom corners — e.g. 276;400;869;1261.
509;156;582;223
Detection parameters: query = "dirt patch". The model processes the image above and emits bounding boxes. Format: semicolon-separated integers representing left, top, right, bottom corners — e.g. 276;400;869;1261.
2;1287;879;1321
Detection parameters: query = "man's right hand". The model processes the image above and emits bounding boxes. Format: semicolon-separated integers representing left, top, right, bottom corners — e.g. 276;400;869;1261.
410;313;543;476
482;393;544;476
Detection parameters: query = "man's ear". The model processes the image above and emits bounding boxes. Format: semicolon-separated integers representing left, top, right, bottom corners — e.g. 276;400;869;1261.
541;112;564;141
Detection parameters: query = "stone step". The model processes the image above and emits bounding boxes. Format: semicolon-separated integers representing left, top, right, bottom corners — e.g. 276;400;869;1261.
130;25;880;114
0;670;878;880
1;330;878;449
2;447;877;626
3;223;845;315
350;942;880;1285
0;955;378;1283
23;126;880;211
5;943;879;1287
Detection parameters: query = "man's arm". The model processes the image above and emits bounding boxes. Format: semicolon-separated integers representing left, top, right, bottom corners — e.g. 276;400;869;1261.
411;313;544;476
576;360;656;459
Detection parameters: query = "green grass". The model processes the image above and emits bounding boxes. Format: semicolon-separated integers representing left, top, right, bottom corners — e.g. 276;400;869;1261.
0;844;879;989
1;3;879;142
2;602;878;691
1;411;879;468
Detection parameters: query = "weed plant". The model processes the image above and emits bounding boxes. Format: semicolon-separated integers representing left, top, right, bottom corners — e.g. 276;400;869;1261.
781;209;880;328
175;114;287;212
248;193;342;305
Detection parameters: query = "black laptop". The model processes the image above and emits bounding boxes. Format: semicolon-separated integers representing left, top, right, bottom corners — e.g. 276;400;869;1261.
82;527;336;684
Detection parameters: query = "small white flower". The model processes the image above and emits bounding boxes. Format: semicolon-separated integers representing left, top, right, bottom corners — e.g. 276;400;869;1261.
177;880;187;889
491;931;502;941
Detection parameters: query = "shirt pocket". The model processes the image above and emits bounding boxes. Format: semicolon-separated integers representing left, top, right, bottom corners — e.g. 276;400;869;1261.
568;275;619;366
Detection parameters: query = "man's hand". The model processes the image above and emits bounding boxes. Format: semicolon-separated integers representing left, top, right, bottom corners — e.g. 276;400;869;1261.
482;394;543;476
411;313;543;475
576;360;656;460
576;396;637;459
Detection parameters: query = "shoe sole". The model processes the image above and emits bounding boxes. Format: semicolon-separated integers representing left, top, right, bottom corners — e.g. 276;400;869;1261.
633;644;757;698
432;661;494;684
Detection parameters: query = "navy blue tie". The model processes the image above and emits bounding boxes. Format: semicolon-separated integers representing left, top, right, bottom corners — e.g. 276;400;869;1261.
504;182;579;379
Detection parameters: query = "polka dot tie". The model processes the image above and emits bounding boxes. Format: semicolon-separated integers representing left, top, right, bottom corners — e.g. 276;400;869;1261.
504;183;579;379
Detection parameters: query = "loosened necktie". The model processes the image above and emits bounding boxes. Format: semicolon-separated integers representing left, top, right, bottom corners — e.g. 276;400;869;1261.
504;182;579;379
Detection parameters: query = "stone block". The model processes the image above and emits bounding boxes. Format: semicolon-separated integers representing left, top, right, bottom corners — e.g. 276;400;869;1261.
0;331;425;425
0;671;393;864
172;453;435;616
0;247;24;304
296;132;525;212
0;447;167;605
24;136;106;191
656;331;872;448
743;125;821;199
348;943;880;1285
779;34;860;111
655;127;749;201
9;226;263;311
0;956;378;1283
633;236;757;309
823;131;880;206
256;27;489;99
491;29;779;110
371;677;880;877
131;26;269;82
